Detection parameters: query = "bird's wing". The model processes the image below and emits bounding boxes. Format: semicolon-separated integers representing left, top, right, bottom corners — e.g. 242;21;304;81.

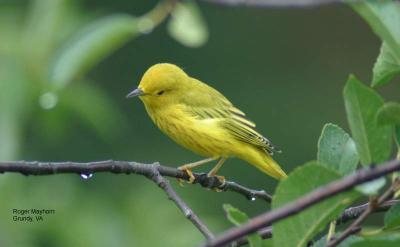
182;79;279;154
222;109;279;155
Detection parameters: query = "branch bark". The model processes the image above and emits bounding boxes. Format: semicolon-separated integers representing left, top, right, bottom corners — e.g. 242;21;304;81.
0;160;271;202
234;199;399;246
201;159;400;247
144;163;215;240
327;179;400;247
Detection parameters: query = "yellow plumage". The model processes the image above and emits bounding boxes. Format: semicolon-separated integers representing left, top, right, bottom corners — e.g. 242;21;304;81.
127;63;287;180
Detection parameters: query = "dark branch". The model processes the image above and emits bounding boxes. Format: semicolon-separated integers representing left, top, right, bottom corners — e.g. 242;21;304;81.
234;199;399;246
201;159;400;247
144;163;215;240
0;160;271;202
327;179;400;247
336;199;398;225
202;0;355;8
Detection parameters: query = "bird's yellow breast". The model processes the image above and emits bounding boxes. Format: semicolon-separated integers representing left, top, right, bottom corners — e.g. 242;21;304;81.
145;104;236;157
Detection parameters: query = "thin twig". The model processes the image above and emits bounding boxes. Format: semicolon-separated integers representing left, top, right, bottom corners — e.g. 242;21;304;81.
233;199;399;247
336;199;398;225
0;160;272;202
145;163;215;240
143;0;177;27
202;0;358;8
201;159;400;247
327;179;400;247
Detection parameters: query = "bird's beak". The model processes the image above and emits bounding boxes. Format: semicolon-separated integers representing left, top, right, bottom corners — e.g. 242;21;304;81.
126;88;144;98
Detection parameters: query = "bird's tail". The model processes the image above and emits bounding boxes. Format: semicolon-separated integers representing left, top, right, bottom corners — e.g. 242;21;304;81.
240;149;287;180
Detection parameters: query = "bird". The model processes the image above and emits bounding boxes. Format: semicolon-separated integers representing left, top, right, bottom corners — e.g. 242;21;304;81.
127;63;287;183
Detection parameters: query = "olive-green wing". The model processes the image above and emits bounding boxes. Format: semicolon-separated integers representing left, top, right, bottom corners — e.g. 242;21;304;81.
182;78;280;155
222;109;279;155
183;103;279;154
182;77;279;154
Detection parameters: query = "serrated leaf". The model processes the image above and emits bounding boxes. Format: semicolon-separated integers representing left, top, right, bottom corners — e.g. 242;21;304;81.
223;204;262;247
318;123;359;175
343;75;392;165
50;14;138;88
376;102;400;125
350;0;400;61
372;43;400;87
384;202;400;230
272;162;359;247
167;1;208;48
348;234;400;247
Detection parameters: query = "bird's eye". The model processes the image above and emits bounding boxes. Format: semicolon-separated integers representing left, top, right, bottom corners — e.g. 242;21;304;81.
157;90;165;96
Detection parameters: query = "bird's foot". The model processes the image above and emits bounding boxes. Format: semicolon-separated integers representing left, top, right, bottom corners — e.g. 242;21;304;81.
178;165;196;185
207;173;226;192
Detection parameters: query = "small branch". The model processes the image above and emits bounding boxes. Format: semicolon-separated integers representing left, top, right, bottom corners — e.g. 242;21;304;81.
145;163;215;240
143;0;177;27
327;179;400;247
0;160;271;202
202;0;354;8
336;199;398;225
202;159;400;247
234;199;399;247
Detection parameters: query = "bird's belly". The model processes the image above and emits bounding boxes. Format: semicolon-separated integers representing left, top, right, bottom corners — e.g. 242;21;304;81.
153;114;234;157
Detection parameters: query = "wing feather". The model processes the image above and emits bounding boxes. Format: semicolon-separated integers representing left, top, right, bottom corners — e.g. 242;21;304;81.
181;77;280;154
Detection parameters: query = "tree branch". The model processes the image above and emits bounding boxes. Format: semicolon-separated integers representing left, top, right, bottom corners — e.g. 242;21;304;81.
0;160;271;202
144;163;215;240
234;199;399;246
327;179;400;247
201;159;400;247
336;199;398;225
202;0;355;8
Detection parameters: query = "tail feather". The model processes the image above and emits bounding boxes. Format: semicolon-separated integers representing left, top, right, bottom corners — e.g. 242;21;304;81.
239;148;287;180
259;153;287;180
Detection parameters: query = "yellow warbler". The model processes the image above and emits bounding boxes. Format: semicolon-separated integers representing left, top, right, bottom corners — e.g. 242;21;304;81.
127;63;287;181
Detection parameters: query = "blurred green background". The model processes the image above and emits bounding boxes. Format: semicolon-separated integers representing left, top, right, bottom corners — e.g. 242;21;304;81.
0;0;399;246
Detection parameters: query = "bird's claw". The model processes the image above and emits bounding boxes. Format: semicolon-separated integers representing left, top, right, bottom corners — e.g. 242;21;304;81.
207;174;225;192
178;166;196;185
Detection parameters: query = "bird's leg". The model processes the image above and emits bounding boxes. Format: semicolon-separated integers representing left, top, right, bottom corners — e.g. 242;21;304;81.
207;157;227;186
178;157;218;184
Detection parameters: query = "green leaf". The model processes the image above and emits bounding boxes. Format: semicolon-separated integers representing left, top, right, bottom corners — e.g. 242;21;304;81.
272;162;359;247
223;204;262;247
372;43;400;87
356;177;386;195
167;1;208;48
384;202;400;230
348;234;400;247
343;75;392;165
396;126;400;149
313;235;363;247
376;102;400;125
318;123;359;175
223;204;248;225
50;14;138;88
350;0;400;61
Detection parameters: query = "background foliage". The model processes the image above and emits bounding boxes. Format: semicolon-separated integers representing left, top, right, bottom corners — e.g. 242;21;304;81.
0;0;399;246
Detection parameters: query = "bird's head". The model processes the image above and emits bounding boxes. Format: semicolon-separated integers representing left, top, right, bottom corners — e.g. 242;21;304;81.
127;63;189;108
